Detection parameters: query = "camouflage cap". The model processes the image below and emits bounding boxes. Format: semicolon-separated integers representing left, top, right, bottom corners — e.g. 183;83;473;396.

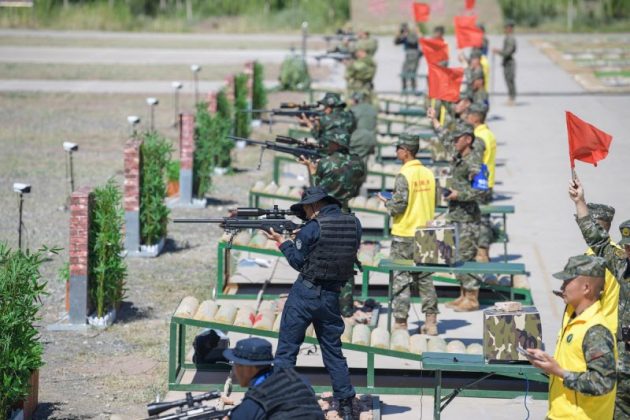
468;102;488;116
587;203;615;223
396;132;420;152
470;49;482;59
459;89;474;102
619;219;630;246
471;68;485;81
322;129;351;149
318;92;346;108
451;121;475;140
552;255;606;281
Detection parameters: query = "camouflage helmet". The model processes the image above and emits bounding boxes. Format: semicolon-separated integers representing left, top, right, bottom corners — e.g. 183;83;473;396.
587;203;615;223
468;102;488;117
552;255;606;281
396;133;420;154
619;219;630;246
321;129;351;150
451;121;475;141
318;92;346;108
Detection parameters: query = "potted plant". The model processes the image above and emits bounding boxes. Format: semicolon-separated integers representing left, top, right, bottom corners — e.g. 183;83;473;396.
166;160;180;197
0;244;56;419
139;132;172;256
88;179;127;327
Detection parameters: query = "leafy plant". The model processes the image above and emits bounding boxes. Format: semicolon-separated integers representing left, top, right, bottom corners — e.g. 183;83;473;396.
140;132;172;245
57;261;69;283
166;160;180;182
194;102;232;197
0;244;56;418
234;73;251;138
216;89;233;122
90;179;127;318
252;61;268;120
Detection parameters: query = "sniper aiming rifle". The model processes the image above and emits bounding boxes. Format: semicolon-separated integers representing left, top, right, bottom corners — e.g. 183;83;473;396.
228;135;322;169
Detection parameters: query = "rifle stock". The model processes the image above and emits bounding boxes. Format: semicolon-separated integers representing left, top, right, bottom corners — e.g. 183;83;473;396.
227;136;322;161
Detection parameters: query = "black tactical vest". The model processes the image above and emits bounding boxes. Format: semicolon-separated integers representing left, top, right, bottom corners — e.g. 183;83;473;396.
302;214;358;284
246;368;324;420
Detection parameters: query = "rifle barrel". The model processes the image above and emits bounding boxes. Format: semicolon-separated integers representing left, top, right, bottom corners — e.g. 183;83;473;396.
173;218;225;223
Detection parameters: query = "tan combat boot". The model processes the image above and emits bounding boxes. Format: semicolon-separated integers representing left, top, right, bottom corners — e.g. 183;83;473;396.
393;317;408;331
445;287;465;309
420;313;438;336
475;247;490;263
453;289;480;312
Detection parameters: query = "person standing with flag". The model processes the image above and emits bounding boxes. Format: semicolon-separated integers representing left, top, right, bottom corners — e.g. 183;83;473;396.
492;20;517;105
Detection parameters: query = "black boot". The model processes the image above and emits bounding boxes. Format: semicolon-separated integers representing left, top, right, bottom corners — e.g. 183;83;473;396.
338;397;354;420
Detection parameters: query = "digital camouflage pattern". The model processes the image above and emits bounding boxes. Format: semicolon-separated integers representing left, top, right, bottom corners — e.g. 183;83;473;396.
577;215;630;417
446;149;483;224
454;221;481;290
391;237;439;319
430;138;451;162
561;324;617;395
312;151;365;209
436;175;453;207
552;254;607;280
587;203;615;223
312;107;356;145
483;306;543;361
413;225;458;266
279;53;311;91
345;55;376;99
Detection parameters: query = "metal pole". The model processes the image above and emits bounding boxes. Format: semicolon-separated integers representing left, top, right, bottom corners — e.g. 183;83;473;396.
150;106;155;131
173;89;179;127
69;151;75;193
17;193;23;250
194;73;199;105
301;21;308;61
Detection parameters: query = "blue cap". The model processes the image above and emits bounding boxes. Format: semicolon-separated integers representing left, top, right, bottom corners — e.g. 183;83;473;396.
223;337;274;366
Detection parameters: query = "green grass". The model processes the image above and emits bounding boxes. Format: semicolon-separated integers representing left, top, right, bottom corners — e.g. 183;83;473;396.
0;62;280;81
596;70;630;78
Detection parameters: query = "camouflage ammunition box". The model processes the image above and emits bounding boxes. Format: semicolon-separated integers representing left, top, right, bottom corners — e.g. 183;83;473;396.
413;225;458;265
435;175;453;207
483;306;543;362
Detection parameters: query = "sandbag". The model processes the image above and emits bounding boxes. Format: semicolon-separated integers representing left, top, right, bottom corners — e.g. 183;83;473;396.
390;329;410;352
174;296;199;318
370;328;390;349
194;300;219;321
409;334;427;354
351;324;371;346
213;303;238;324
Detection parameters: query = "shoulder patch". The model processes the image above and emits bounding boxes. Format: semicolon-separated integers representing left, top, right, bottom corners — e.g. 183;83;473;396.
296;239;302;250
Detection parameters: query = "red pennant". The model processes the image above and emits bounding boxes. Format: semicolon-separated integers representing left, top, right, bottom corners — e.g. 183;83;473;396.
427;64;464;102
465;0;475;10
412;2;430;22
566;111;613;168
454;15;483;49
420;37;449;65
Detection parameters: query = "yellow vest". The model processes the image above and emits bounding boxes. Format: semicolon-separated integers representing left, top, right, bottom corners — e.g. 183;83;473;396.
563;245;621;335
549;301;616;419
391;160;436;237
481;55;490;91
473;124;497;188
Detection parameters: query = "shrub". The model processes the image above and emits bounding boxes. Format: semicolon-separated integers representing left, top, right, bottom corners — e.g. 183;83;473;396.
194;102;232;197
234;73;251;138
90;179;127;318
166;160;180;182
252;61;268;120
140;132;172;245
216;89;232;122
0;244;55;418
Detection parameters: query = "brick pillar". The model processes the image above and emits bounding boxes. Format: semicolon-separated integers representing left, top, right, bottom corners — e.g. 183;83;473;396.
124;138;142;253
206;91;217;114
179;113;195;203
244;61;254;101
224;74;235;102
68;186;92;324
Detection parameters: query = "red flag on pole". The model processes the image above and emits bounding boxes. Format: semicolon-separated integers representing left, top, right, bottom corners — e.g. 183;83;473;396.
427;64;464;102
412;2;430;22
465;0;475;10
420;38;449;65
566;111;613;168
454;15;483;49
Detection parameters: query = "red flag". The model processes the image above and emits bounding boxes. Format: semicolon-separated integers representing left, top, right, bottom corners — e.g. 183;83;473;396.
566;111;613;168
427;64;464;102
412;2;430;22
465;0;475;10
420;38;449;65
454;15;483;49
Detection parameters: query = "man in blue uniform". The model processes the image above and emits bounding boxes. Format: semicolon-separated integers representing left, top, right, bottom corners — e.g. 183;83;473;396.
224;337;324;419
265;187;362;420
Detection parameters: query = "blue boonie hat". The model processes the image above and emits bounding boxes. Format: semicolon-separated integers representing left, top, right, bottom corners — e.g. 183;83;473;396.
290;186;341;220
223;337;274;366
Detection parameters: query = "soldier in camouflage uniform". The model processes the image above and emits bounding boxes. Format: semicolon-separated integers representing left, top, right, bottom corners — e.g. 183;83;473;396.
443;122;484;312
527;255;617;419
493;21;517;105
394;23;421;92
299;129;366;318
301;92;356;145
569;177;630;418
344;46;377;102
470;70;489;108
349;91;378;165
356;30;378;58
377;133;438;334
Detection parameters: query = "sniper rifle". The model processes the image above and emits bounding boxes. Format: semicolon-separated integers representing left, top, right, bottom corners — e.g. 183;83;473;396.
228;135;322;169
145;391;230;419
